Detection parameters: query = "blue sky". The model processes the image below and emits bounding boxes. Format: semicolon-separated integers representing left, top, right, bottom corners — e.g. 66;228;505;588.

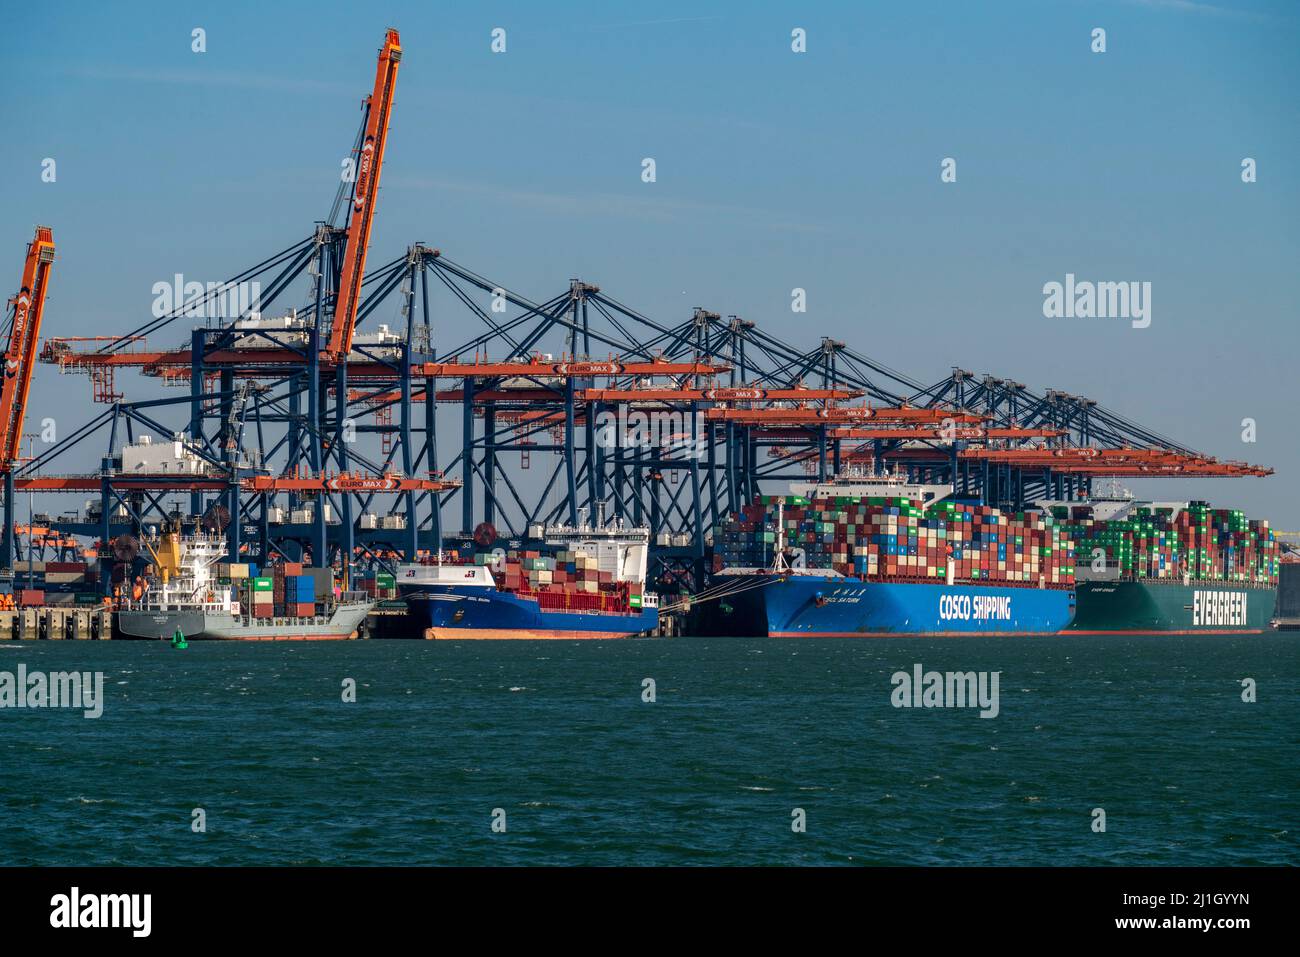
2;0;1298;524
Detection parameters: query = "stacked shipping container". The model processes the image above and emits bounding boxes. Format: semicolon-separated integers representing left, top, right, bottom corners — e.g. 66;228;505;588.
432;545;645;613
238;564;340;617
250;576;274;616
1059;504;1279;584
5;560;102;606
354;571;396;600
715;494;1076;589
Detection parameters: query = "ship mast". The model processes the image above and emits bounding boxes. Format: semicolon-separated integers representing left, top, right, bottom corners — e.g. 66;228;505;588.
772;500;789;573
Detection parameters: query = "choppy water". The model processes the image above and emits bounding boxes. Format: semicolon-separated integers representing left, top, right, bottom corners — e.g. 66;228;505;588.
1;635;1296;865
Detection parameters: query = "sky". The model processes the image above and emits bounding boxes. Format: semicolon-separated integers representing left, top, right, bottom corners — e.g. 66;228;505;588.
1;0;1298;527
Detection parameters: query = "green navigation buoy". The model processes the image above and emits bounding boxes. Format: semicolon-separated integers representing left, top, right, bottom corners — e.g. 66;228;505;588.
171;628;188;649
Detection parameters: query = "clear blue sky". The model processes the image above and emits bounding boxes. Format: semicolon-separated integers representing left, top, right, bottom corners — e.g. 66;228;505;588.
2;1;1298;523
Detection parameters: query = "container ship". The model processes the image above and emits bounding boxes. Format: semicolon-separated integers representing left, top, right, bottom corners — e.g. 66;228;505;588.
113;526;372;640
398;516;659;639
1046;493;1278;634
696;472;1076;637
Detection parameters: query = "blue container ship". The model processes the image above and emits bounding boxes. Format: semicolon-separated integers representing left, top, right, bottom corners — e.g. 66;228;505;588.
398;518;660;639
696;471;1076;637
707;570;1074;637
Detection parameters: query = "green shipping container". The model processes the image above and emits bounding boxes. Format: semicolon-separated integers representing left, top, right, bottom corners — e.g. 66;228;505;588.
252;577;274;592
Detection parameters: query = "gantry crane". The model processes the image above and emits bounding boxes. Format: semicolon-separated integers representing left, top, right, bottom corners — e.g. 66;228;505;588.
2;227;54;467
2;226;55;573
327;27;401;359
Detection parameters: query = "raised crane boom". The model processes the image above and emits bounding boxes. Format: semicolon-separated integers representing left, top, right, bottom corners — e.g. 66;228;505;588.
2;226;55;469
326;28;401;359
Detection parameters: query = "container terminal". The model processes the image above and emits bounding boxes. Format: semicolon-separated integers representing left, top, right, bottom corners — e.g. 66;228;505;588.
0;28;1285;640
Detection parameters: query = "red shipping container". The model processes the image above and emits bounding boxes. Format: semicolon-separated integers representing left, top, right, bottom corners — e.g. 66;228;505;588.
19;589;44;607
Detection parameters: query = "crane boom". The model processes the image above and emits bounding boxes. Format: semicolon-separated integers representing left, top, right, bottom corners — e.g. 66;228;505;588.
1;226;55;469
326;28;401;359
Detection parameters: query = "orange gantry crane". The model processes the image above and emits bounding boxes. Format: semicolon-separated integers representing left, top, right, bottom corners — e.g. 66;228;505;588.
327;27;401;360
13;471;460;494
828;426;1066;442
2;226;55;469
41;348;728;398
705;404;985;426
35;28;401;381
580;385;863;403
953;446;1273;477
2;226;55;574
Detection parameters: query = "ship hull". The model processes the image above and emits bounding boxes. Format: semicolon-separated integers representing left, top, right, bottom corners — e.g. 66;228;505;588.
113;609;205;641
1069;580;1275;634
401;585;657;639
114;603;371;640
699;574;1075;637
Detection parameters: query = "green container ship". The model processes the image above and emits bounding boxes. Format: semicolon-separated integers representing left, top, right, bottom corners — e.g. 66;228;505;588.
1041;492;1278;635
1071;579;1274;634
